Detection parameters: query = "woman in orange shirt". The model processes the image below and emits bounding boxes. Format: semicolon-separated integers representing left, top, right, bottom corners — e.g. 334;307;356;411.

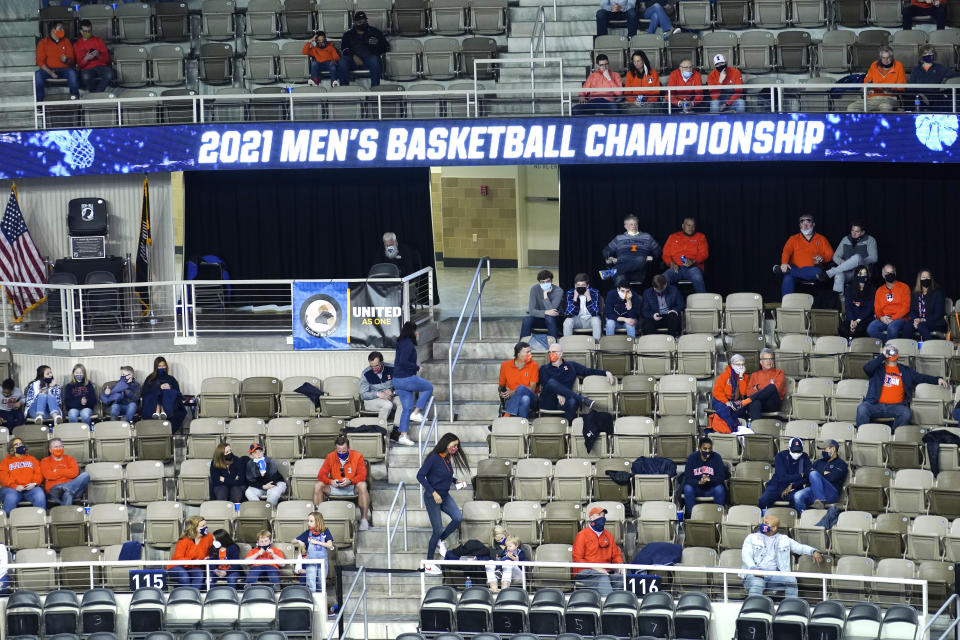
0;437;45;515
709;354;752;434
168;515;213;587
623;50;662;114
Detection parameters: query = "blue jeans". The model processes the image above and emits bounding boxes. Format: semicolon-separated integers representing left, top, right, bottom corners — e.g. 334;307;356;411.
424;491;462;560
663;265;706;293
336;54;382;86
520;315;559;340
212;570;242;587
310;60;337;84
596;8;639;36
504;386;537;418
47;472;90;506
0;410;24;429
393;375;433;434
305;557;327;591
540;378;590;422
80;65;113;93
576;568;620;596
793;470;839;513
868;318;907;342
35;67;79;101
613;255;651;284
710;98;746;113
109;401;138;422
683;483;725;517
67;407;93;423
902;319;943;342
758;482;796;509
27;394;59;420
856;401;912;430
781;265;824;296
605;318;637;338
745;574;798;597
644;3;673;33
1;486;45;514
168;566;203;587
246;566;280;585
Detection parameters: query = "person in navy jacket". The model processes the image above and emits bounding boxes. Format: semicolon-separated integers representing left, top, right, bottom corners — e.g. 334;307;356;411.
539;343;615;421
417;432;470;576
759;437;812;509
856;345;947;430
640;274;685;337
793;439;848;513
562;273;602;341
682;437;728;517
903;268;946;341
392;321;433;447
840;265;875;339
604;278;639;337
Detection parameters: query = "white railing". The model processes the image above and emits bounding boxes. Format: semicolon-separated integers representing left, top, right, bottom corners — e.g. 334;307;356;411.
327;566;367;640
0;267;432;348
446;257;492;422
419;559;932;622
4;81;960;130
385;480;409;596
920;593;960;640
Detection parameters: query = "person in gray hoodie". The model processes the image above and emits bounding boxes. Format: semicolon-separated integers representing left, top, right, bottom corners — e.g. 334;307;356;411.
359;351;401;423
825;221;878;294
520;269;565;344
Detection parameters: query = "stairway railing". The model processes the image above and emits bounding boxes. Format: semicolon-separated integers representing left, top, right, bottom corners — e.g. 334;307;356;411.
447;257;492;421
385;481;409;595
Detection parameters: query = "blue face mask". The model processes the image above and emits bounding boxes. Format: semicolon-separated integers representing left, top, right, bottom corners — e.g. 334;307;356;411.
496;536;506;545
75;374;84;383
157;367;167;375
760;523;772;534
591;517;606;532
337;451;349;461
539;282;551;291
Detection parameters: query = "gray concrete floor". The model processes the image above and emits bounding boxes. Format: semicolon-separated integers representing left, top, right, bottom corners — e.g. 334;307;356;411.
434;263;544;320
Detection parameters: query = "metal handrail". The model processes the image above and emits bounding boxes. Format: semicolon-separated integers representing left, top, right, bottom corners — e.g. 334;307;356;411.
917;593;959;640
529;5;548;113
447;256;492;421
385;480;409;596
327;566;368;640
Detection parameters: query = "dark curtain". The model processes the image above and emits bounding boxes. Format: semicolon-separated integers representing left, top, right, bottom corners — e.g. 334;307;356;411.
184;168;434;280
560;162;960;301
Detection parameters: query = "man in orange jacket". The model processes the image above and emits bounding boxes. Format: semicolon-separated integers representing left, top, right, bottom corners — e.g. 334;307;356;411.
868;264;911;341
848;46;906;112
313;435;370;530
707;53;745;113
776;214;834;297
35;21;78;101
661;217;709;293
572;507;624;595
666;59;704;113
40;438;89;506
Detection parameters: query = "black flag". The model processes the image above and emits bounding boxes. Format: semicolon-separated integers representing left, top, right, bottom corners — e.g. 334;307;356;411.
135;177;151;314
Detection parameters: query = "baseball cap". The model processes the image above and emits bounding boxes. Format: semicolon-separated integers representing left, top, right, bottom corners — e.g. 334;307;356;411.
249;442;264;454
821;439;840;450
713;53;726;65
354;10;367;20
588;507;608;520
789;437;804;453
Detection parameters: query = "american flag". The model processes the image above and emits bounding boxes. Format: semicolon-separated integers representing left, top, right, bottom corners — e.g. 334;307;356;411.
0;187;46;321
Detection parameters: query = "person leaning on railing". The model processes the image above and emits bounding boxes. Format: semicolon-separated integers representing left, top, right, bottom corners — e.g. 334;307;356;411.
848;46;906;113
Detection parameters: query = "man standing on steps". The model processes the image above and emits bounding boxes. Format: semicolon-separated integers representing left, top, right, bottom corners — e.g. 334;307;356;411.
314;435;371;531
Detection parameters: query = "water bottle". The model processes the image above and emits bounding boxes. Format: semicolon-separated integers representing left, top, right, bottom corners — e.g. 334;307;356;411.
915;95;921;111
464;577;472;589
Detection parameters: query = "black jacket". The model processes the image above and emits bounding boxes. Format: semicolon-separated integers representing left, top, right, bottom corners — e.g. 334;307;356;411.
341;25;389;59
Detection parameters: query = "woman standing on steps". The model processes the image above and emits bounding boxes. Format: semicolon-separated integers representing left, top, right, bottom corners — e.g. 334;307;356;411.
393;320;434;446
418;432;470;576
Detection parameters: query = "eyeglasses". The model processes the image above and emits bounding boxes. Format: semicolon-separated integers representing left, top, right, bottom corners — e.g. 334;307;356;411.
679;65;693;70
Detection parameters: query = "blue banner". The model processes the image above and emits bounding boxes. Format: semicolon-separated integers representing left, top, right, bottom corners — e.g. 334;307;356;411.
293;281;350;350
1;112;959;178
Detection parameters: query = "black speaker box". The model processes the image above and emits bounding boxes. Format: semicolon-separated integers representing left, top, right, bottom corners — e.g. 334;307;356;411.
67;197;108;236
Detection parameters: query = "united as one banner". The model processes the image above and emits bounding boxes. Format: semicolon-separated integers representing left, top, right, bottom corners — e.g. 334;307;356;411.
293;281;403;350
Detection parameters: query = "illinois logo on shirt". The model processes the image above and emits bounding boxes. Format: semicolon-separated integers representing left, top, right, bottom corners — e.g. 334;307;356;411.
886;293;894;302
883;374;901;387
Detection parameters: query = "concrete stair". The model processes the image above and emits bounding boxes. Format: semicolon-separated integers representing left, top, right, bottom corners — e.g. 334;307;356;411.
0;5;40;129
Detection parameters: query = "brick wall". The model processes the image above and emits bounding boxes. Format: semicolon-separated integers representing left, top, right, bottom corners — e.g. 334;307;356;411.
439;176;517;262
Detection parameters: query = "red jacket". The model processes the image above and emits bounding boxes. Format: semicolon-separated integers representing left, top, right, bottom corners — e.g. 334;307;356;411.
781;233;834;268
73;35;110;70
874;281;911;320
572;527;623;575
747;368;786;400
624;70;661;103
707;66;744;105
666;68;704;106
317;449;367;485
168;534;214;569
662;231;709;271
579;69;623;101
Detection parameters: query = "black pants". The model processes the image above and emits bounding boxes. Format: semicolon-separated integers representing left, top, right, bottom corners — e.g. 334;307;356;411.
213;484;245;503
641;313;682;337
747;384;782;419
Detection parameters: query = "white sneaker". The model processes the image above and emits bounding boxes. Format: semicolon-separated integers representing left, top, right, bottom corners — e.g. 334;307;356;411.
33;415;43;424
436;539;447;557
331;80;340;87
52;414;61;426
397;435;416;446
411;411;427;423
359;519;370;531
424;562;443;576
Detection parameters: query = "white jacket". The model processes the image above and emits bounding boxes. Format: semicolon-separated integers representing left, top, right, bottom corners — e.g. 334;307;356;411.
740;532;816;576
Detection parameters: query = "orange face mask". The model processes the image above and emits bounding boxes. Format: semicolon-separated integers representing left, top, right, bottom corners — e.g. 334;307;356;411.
886;354;899;362
548;352;561;363
51;447;64;457
53;28;65;39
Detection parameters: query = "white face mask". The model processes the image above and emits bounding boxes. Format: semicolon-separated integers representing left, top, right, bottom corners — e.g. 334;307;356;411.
618;291;627;300
732;365;745;376
212;540;222;549
790;451;803;460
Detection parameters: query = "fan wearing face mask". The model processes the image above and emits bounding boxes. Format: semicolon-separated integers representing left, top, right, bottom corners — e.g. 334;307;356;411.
141;356;186;432
682;437;728;518
908;46;955;112
520;269;564;345
741;514;822;598
793;439;848;513
904;268;946;341
34;21;78;101
867;264;911;342
378;231;422;277
499;342;539;418
708;354;753;434
758;437;812;509
666;59;705;113
563;273;602;341
848;45;905;113
572;507;624;596
856;344;948;430
599;214;661;284
840;266;876;339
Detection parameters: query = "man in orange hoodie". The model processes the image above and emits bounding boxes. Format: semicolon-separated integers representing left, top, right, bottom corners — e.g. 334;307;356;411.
40;438;89;506
776;214;834;296
707;53;745;113
0;437;45;514
572;507;623;595
661;217;709;293
848;46;906;112
666;59;703;113
573;54;623;115
35;21;78;101
302;30;340;87
868;264;911;342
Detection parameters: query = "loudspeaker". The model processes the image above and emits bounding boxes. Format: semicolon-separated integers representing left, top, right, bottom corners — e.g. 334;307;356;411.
67;198;108;236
